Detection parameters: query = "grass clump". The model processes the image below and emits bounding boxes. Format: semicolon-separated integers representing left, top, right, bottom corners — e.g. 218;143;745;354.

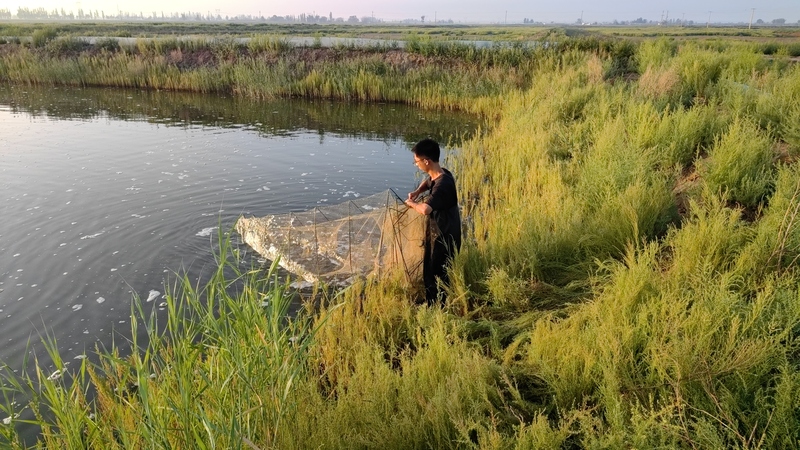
700;117;776;208
31;28;57;48
247;34;292;54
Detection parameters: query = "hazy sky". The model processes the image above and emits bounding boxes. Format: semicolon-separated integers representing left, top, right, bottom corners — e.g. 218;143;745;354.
1;0;797;24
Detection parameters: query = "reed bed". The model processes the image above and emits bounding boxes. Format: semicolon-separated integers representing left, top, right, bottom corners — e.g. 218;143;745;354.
3;33;800;448
0;36;529;115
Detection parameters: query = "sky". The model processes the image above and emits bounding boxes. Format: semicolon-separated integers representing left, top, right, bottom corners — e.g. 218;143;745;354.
0;0;797;24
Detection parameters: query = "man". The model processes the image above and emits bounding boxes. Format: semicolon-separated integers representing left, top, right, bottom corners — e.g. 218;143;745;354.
404;138;462;304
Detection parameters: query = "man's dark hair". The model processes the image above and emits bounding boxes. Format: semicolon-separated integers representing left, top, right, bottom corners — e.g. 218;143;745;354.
412;138;440;163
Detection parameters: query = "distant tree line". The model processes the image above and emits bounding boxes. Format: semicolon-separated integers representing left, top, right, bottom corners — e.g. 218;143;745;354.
521;15;798;26
0;7;393;23
0;7;796;25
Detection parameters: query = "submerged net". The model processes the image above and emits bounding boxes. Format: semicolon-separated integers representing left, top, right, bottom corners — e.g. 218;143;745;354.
236;190;426;286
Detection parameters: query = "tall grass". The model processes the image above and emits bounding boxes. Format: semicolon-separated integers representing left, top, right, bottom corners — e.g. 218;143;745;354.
0;37;528;114
4;34;800;448
1;231;319;448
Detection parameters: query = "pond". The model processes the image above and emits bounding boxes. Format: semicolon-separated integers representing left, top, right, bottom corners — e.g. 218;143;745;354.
0;84;478;376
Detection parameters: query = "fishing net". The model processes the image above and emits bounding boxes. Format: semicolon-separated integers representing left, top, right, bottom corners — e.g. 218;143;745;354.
236;190;426;287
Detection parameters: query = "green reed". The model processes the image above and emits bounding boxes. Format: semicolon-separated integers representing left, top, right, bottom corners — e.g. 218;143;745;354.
0;37;528;114
1;228;320;448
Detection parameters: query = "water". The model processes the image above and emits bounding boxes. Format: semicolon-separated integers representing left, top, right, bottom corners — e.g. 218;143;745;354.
0;85;478;376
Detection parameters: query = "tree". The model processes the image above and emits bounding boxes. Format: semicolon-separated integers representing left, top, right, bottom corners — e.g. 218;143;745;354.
347;15;359;23
772;18;786;25
421;15;425;23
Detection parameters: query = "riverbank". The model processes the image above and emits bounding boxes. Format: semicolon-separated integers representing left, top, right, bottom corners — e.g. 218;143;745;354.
0;34;546;117
3;31;800;448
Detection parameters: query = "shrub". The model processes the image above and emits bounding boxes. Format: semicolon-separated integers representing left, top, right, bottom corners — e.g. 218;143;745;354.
95;37;120;52
701;117;775;208
636;37;676;72
31;28;57;48
44;37;87;55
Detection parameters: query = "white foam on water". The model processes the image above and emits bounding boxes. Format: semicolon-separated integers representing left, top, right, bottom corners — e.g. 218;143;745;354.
290;281;314;290
72;304;82;312
81;231;104;240
146;290;160;302
196;227;217;237
96;297;105;304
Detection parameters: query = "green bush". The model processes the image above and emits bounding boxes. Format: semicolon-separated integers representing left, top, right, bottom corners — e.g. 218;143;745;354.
636;37;676;72
31;28;57;48
701;117;775;208
95;37;120;52
44;37;87;54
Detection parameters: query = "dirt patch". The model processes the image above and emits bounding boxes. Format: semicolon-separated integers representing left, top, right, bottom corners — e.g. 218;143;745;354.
776;142;798;164
673;169;701;218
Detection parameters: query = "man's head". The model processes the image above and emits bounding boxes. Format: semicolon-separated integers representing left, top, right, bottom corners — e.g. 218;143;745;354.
412;138;440;163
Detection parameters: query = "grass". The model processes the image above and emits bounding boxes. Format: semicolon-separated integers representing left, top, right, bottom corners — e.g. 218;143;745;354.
0;22;798;43
3;29;800;448
2;230;321;448
0;37;529;116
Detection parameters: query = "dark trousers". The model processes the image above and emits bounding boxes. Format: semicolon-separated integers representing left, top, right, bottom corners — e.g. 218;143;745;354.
423;237;458;304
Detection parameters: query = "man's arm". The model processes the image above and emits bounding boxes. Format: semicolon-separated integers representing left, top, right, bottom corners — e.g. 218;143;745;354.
404;196;432;215
407;179;430;201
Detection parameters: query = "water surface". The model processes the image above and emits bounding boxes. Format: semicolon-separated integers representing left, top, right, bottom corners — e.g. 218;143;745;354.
0;85;477;375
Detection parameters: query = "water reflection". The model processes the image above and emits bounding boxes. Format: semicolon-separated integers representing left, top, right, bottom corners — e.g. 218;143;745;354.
0;84;479;145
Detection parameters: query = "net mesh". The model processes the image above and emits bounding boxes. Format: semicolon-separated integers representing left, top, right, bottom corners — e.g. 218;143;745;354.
236;190;426;286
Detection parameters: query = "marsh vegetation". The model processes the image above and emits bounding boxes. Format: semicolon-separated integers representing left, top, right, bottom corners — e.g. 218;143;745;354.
2;25;800;448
